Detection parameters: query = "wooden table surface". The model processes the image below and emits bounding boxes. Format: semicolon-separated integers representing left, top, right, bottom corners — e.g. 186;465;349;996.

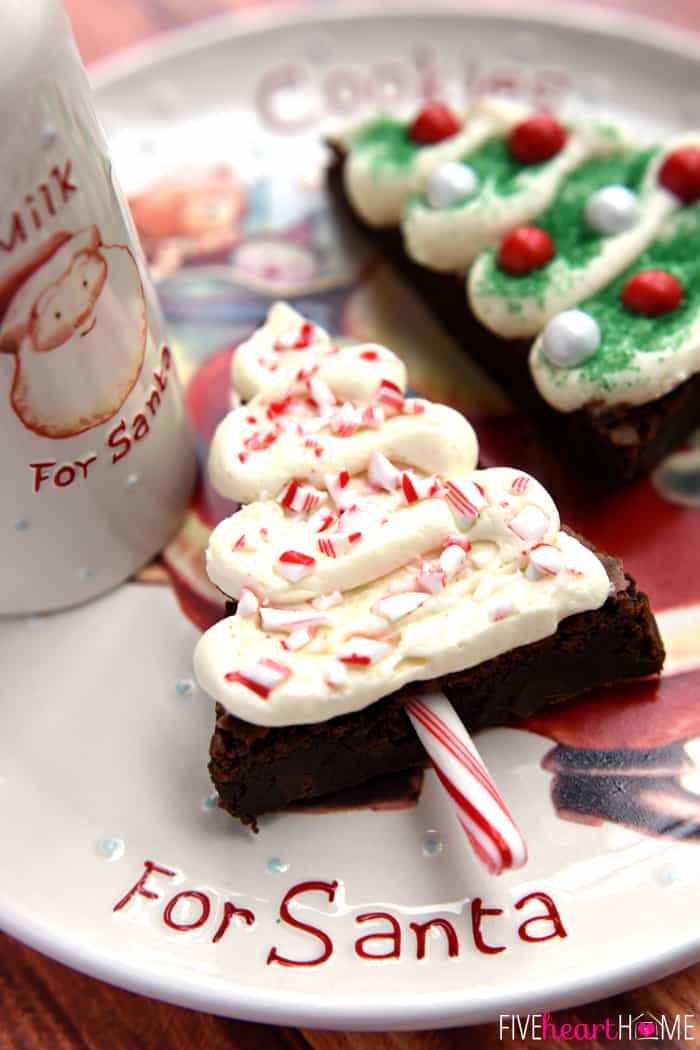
2;2;700;1047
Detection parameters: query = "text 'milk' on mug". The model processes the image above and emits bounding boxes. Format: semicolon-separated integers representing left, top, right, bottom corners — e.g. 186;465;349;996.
0;0;196;614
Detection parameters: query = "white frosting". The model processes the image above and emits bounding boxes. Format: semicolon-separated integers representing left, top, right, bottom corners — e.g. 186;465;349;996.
403;120;632;273
338;98;531;229
211;303;476;504
195;464;610;726
230;301;406;400
207;484;458;603
209;396;475;505
194;304;611;726
531;323;700;412
468;136;695;339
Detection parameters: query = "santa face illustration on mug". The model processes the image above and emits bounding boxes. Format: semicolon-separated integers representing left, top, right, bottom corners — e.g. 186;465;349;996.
0;225;146;438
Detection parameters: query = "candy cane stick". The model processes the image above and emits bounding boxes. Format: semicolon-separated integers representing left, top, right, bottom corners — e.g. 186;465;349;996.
405;691;527;875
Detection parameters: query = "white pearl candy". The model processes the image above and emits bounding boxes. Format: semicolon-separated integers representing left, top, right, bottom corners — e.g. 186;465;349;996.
425;162;480;209
584;185;639;235
541;310;601;369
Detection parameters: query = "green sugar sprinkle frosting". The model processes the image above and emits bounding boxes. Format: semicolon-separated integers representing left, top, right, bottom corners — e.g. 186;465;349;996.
473;146;659;309
408;136;550;213
348;116;420;173
539;202;700;389
405;120;627;214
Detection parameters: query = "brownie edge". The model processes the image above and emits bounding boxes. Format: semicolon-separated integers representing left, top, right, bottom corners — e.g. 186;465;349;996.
209;546;664;825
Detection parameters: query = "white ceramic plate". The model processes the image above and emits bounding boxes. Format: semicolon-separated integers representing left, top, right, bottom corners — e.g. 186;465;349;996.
3;3;700;1031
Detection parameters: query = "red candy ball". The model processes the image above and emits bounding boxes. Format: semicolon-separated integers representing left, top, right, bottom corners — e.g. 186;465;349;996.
409;103;462;145
622;270;683;316
508;114;567;164
498;227;555;275
658;147;700;202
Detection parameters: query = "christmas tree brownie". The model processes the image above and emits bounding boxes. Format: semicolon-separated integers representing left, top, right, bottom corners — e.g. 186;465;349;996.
329;98;700;480
194;304;663;824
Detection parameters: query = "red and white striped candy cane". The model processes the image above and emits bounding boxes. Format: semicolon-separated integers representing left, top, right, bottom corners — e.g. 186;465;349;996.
405;692;527;875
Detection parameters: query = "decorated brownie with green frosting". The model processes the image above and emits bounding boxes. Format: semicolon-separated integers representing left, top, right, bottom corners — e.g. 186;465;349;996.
339;98;553;229
339;97;700;415
530;199;700;411
468;143;667;337
467;134;700;414
402;114;631;272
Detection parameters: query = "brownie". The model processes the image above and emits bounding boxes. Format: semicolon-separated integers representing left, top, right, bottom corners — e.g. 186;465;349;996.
209;538;664;825
327;149;700;483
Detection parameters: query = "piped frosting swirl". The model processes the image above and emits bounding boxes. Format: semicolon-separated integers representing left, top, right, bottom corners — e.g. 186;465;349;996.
194;304;611;726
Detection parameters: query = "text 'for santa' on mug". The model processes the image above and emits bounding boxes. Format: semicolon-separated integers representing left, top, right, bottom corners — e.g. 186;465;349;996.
0;0;195;614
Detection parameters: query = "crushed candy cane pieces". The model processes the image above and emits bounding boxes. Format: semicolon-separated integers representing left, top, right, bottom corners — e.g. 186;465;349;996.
401;472;441;504
237;588;259;618
307;376;336;408
417;562;446;594
324;469;354;508
337;637;392;665
329;402;361;436
324;661;348;687
508;505;549;543
510;474;531;496
368;451;401;492
282;628;313;651
444;479;486;526
375;378;404;413
375;591;427;622
312;590;344;610
439;544;467;580
274;321;316;350
526;543;562;579
278;479;327;513
224;658;290;699
277;550;316;581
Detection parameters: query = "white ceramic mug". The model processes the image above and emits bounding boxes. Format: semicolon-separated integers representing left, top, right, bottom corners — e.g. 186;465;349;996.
0;0;196;614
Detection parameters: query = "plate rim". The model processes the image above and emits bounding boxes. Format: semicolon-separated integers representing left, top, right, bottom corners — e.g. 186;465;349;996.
4;853;700;1030
87;0;700;93
8;1;700;1030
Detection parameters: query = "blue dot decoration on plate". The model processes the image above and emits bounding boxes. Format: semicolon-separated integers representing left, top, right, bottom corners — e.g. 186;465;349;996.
175;678;194;696
96;836;125;861
421;832;444;857
202;791;219;812
78;566;95;581
41;124;57;148
266;857;290;874
14;519;30;532
126;473;141;489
